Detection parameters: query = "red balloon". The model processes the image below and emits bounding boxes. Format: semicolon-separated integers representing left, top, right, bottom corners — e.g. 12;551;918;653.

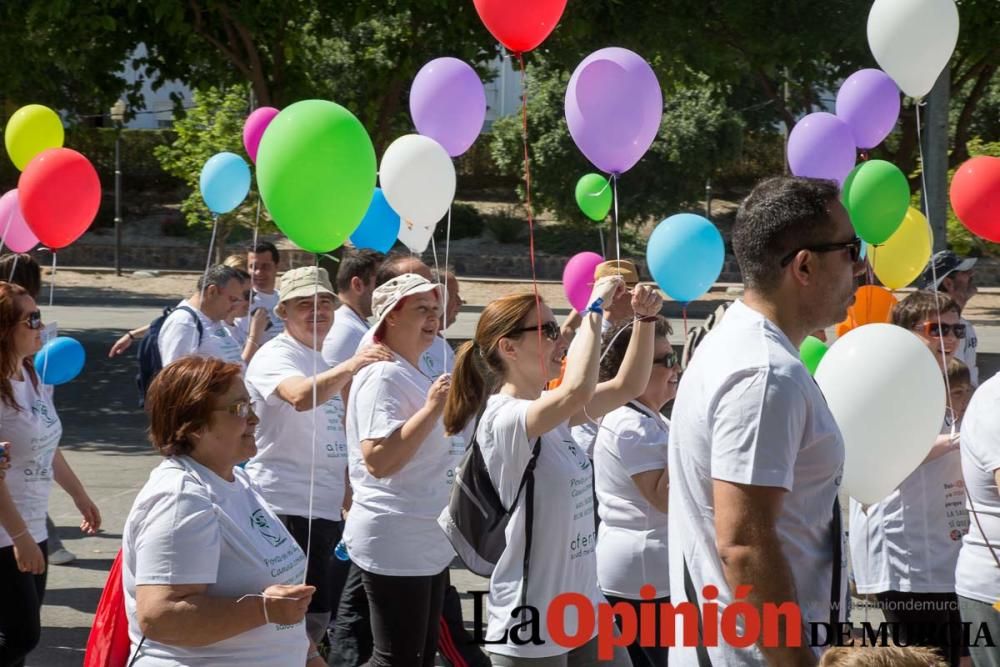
18;148;101;250
472;0;567;54
950;156;1000;243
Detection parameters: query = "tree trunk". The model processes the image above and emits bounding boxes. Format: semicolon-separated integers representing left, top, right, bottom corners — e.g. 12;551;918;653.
921;69;950;253
951;64;996;167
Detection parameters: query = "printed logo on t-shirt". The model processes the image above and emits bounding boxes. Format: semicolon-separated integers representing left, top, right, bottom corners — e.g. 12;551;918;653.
250;509;287;547
565;442;592;471
31;400;57;429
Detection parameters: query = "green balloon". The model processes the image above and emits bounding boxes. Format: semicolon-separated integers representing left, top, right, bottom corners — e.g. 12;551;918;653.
575;173;613;221
257;100;376;253
842;160;910;245
799;335;828;376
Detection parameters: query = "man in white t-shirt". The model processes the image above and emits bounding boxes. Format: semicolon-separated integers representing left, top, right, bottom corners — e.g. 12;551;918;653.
322;248;383;368
919;250;980;385
158;265;246;368
235;240;285;345
669;176;863;666
244;265;391;645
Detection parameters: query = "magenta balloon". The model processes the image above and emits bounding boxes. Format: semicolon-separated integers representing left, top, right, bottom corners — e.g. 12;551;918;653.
562;251;605;312
409;58;486;157
787;112;857;186
243;107;280;163
565;47;663;175
836;69;901;149
0;189;39;253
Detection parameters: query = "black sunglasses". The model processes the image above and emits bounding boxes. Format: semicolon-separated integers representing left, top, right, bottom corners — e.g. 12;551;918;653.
512;321;561;342
20;311;43;330
780;236;863;268
654;352;678;369
920;321;967;340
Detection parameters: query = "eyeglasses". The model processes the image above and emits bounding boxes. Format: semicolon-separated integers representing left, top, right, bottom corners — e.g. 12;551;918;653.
216;400;254;419
511;321;561;342
780;236;863;268
653;352;678;369
20;311;43;330
920;321;967;340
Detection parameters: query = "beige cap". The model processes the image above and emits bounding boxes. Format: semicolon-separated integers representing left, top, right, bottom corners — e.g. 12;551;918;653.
277;266;335;304
594;259;639;285
371;273;443;336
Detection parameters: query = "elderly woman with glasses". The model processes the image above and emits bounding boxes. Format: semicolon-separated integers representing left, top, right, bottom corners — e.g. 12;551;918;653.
443;279;661;666
121;356;323;666
0;282;101;666
592;316;678;667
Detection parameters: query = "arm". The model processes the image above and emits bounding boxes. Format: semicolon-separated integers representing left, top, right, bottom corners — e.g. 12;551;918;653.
241;309;270;364
362;374;450;478
276;345;393;412
560;309;582;344
714;480;816;667
0;475;46;574
922;432;960;464
135;582;314;647
631;468;669;514
53;450;101;534
159;319;199;366
109;324;150;358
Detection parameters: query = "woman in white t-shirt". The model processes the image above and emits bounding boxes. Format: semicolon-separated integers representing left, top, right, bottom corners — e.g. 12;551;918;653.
222;257;268;364
122;356;323;667
342;273;459;667
0;283;102;665
849;290;970;666
593;316;677;667
442;278;661;666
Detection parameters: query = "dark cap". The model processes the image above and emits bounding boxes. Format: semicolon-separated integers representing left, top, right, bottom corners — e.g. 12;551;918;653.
918;251;977;290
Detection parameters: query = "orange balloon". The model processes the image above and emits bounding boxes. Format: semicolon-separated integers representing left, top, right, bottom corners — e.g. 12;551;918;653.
837;285;898;335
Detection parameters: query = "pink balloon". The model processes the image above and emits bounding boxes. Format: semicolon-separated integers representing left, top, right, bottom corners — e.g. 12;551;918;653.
562;251;605;312
243;107;280;163
0;189;39;253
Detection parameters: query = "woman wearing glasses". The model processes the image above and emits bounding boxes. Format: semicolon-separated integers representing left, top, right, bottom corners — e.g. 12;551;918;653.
0;282;101;666
593;316;678;667
121;356;323;666
849;290;970;666
443;279;661;666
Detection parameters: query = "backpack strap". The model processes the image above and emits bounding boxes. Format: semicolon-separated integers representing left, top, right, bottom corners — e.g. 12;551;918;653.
174;305;204;345
518;436;542;608
829;495;843;629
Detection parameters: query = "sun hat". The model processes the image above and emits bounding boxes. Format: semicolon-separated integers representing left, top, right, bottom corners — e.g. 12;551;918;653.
370;273;444;337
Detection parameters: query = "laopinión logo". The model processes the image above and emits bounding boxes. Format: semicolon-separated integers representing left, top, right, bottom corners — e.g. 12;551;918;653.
466;584;996;660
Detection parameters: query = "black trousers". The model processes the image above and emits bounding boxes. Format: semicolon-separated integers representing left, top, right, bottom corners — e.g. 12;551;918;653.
0;540;48;667
360;567;448;667
278;515;350;616
328;562;373;667
604;594;669;667
875;590;968;667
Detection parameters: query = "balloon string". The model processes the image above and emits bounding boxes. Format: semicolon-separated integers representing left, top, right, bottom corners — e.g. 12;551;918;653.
590;175;613;197
49;253;57;308
612;173;621;265
9;255;20;281
201;214;220;306
516;51;545;380
0;204;14;254
303;255;319;586
430;233;447;369
250;194;261;318
682;305;689;339
444;206;452;360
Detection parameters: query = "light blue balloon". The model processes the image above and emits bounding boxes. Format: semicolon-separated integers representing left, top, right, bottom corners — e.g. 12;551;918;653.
34;336;85;386
350;188;401;253
646;213;724;303
200;152;251;214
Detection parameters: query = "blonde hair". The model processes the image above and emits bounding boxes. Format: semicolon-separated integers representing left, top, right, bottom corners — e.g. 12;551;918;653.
819;645;947;667
223;253;248;271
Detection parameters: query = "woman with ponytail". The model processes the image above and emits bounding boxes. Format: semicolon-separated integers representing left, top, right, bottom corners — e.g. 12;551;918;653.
443;277;662;666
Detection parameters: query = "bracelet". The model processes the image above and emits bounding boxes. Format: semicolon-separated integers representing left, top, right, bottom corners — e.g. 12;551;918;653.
125;331;136;341
638;315;658;323
247;338;260;349
8;528;28;541
587;297;604;315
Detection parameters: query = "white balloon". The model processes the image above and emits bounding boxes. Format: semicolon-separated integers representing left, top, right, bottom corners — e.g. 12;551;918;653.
380;134;456;228
867;0;959;99
396;218;436;254
815;324;945;505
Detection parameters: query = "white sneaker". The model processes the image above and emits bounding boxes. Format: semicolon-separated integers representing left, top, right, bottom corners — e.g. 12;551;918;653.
49;547;76;565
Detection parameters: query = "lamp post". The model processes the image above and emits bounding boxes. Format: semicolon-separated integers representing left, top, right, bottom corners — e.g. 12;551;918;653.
110;100;126;276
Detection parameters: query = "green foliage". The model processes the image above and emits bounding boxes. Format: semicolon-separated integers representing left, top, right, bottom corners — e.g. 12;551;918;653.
484;207;526;244
490;63;743;227
433;203;485;242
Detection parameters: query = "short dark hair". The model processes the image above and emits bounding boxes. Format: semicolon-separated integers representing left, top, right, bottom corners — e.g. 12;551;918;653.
336;248;384;293
196;264;243;292
891;290;961;330
375;251;421;287
733;176;842;291
0;254;41;299
599;316;673;382
248;240;280;264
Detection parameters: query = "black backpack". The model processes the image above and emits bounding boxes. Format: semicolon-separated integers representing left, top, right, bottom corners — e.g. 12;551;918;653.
135;305;203;406
438;413;541;602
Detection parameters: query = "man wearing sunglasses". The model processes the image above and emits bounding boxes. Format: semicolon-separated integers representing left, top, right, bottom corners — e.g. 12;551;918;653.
668;176;865;666
919;250;979;385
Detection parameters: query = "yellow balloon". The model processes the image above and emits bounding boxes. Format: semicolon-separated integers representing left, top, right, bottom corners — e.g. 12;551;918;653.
4;104;65;171
871;207;932;290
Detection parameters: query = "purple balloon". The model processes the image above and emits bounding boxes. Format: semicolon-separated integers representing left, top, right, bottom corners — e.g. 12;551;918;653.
787;112;857;186
409;58;486;157
243;107;280;163
565;47;663;175
836;69;900;149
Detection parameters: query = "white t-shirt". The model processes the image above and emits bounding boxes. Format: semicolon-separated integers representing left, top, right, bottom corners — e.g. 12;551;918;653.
123;456;308;666
955;317;979;386
849;421;968;594
355;327;454;379
322;304;369;367
594;401;669;599
343;355;462;576
234;290;284;346
158;299;244;369
667;300;847;665
244;334;348;521
956;373;1000;604
0;377;62;548
477;393;604;659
